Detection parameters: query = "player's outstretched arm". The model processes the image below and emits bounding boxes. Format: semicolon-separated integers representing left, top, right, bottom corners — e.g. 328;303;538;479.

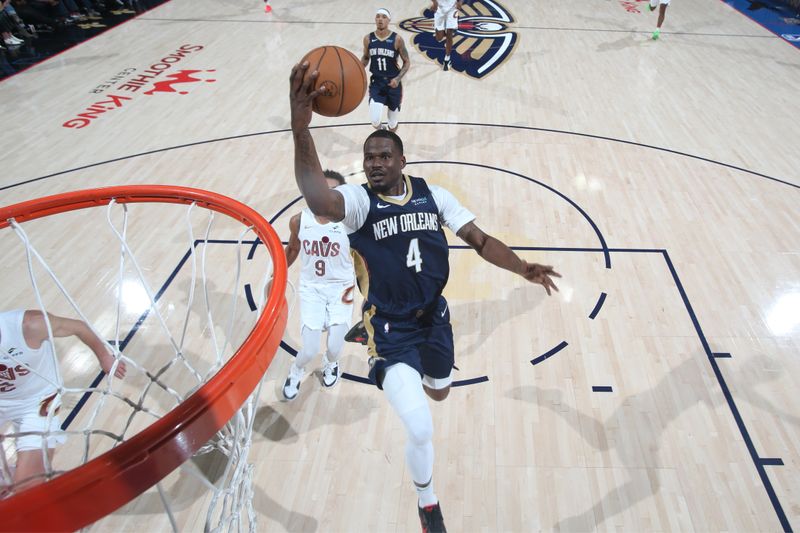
284;213;302;268
289;62;346;221
457;222;561;295
23;310;126;378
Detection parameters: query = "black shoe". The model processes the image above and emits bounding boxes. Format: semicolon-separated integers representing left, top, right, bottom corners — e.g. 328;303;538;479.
443;59;451;71
418;503;446;533
344;320;368;345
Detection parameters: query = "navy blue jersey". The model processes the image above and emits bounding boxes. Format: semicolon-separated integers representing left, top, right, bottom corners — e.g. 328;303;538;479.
368;31;401;80
349;175;449;318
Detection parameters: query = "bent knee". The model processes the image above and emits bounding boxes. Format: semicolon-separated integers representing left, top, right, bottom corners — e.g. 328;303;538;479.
424;385;450;402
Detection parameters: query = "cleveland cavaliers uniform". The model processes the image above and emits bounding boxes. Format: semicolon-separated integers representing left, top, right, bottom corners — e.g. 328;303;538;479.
338;175;475;388
297;208;355;330
434;0;460;30
367;30;402;112
0;310;66;450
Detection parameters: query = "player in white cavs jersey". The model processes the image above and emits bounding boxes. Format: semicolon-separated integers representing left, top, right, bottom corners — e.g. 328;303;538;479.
0;309;126;493
282;170;355;400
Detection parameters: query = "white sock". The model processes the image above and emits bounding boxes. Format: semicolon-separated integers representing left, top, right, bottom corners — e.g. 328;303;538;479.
416;478;438;507
444;54;450;60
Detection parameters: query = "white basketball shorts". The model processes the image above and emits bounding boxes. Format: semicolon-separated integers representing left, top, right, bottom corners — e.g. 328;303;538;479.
299;281;354;331
0;395;66;451
434;6;458;31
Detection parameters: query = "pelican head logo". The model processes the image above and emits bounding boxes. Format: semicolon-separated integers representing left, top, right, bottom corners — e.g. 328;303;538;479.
399;0;518;79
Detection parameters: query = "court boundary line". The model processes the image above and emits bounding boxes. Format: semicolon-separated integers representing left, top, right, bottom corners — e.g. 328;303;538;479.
60;240;791;531
2;122;797;193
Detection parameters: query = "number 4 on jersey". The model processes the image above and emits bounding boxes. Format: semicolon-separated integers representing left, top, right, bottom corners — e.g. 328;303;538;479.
406;238;423;272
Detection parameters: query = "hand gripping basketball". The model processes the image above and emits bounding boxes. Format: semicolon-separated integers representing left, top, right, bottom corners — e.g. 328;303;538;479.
298;45;367;117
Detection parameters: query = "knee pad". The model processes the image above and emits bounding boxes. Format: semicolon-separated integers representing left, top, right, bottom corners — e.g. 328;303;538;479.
387;108;400;130
369;100;384;129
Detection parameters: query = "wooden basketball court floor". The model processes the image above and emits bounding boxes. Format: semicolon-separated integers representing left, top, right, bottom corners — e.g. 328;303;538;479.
1;0;798;531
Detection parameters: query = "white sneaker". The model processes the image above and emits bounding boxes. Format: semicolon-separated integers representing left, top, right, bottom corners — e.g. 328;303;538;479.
321;358;339;388
282;364;303;401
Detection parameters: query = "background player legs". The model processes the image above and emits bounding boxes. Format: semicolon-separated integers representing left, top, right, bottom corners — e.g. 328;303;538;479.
283;326;321;400
321;322;348;386
649;0;669;39
369;99;384;129
387;107;400;132
13;448;54;492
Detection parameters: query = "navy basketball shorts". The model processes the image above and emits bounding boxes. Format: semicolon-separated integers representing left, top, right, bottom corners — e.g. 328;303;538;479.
368;77;403;112
365;295;454;389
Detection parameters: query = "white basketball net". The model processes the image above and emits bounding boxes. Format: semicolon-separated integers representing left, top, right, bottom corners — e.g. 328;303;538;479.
0;198;277;532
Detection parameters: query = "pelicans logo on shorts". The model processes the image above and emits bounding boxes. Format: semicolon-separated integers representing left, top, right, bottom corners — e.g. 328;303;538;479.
399;0;518;79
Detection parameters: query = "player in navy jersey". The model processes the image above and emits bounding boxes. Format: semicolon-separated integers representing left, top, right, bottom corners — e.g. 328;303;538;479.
360;8;410;132
290;62;560;533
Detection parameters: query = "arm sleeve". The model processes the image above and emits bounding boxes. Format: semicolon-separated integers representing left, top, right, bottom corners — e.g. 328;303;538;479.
335;184;371;234
430;185;476;234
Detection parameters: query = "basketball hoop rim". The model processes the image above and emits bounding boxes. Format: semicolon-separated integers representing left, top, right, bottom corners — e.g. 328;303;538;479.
0;185;288;531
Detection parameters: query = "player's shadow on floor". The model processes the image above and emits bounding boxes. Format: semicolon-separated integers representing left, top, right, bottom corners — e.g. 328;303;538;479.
452;284;547;359
92;345;320;530
110;447;319;532
253;386;379;443
410;120;532;161
506;352;785;530
597;35;641;52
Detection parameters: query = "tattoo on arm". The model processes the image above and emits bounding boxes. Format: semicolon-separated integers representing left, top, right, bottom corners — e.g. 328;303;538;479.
397;38;410;79
362;35;370;67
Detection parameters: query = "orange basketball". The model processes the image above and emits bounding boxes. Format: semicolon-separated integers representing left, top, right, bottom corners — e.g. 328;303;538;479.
300;45;367;117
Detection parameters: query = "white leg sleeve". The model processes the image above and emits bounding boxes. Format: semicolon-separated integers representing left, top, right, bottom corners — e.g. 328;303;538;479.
325;322;348;362
387;108;400;130
382;363;434;485
295;326;322;370
369;100;384;129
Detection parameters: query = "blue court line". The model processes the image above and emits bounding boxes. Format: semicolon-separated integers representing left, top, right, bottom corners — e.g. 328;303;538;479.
247;196;303;259
531;341;569;365
592;386;613;392
409;160;612;268
62;242;197;429
282;340;490;387
59;239;792;531
62;238;257;429
713;352;733;358
589;292;607;319
244;283;257;312
453;376;490;387
342;372;372;384
4;122;796;193
662;249;790;532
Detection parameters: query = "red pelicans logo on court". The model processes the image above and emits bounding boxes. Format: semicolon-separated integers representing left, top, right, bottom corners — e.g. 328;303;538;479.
143;69;217;95
399;0;518;79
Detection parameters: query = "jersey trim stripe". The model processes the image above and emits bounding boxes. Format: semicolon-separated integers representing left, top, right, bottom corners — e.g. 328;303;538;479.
375;174;414;206
363;305;379;357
